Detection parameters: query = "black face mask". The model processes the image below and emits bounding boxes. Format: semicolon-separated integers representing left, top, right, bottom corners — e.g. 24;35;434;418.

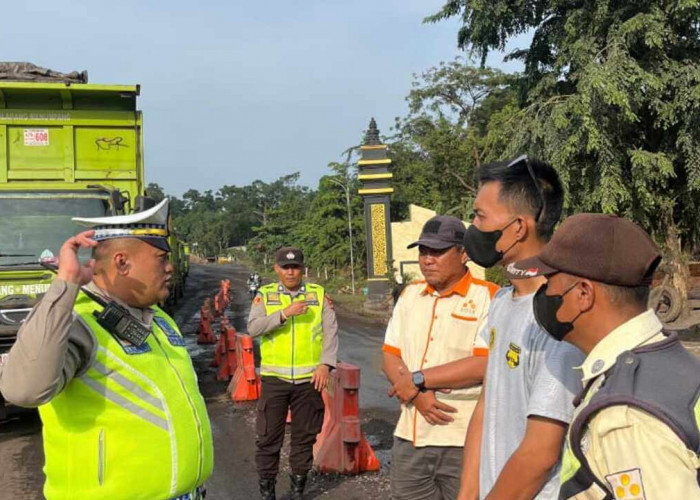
464;219;518;268
533;282;581;341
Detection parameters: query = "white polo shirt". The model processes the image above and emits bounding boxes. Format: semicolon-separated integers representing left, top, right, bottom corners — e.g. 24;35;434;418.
383;271;498;447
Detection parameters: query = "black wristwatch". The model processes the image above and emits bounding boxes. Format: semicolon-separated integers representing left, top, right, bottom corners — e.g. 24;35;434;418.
411;370;426;392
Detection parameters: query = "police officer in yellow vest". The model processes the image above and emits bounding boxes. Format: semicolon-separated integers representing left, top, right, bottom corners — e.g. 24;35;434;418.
513;214;700;500
248;247;338;500
0;198;213;500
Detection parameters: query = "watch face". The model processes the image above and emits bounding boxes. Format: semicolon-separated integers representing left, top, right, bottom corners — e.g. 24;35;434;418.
412;371;425;387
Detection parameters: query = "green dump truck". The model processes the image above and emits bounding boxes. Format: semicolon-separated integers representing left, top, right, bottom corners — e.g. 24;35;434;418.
0;73;153;416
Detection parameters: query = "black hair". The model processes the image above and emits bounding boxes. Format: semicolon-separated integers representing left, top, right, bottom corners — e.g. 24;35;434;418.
477;156;564;241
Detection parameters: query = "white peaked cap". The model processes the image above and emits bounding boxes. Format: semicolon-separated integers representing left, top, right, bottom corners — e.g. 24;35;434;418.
73;198;170;251
73;198;169;227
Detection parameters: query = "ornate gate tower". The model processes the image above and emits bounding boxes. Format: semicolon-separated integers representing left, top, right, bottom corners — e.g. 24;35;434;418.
358;118;393;304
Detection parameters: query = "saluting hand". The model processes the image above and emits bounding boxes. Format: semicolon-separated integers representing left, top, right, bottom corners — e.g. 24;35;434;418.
57;230;98;286
283;300;309;318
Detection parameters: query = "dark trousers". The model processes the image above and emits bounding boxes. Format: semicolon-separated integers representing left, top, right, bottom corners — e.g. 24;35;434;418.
390;437;463;500
255;376;325;479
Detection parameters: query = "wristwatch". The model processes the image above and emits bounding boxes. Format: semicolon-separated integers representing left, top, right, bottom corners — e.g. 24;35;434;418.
411;370;426;392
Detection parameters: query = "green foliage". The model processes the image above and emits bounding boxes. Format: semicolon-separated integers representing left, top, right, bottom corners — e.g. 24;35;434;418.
389;59;517;220
429;0;700;257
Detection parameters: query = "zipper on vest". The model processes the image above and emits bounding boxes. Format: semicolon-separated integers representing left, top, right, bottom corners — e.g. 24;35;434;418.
98;428;105;486
152;334;205;488
291;316;295;380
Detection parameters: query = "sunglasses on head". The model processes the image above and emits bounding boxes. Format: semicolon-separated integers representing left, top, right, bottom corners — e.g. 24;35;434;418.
508;155;546;222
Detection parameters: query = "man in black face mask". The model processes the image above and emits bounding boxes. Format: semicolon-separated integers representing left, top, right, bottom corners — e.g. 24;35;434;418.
512;214;700;500
438;156;584;500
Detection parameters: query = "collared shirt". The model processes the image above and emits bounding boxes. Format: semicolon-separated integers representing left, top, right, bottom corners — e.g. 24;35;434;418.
0;278;154;407
247;281;339;384
566;309;700;500
383;271;498;447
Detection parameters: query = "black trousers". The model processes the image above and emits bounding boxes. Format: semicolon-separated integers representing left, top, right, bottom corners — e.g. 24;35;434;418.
255;376;325;478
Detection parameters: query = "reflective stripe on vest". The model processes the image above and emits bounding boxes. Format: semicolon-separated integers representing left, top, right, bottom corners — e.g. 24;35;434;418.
38;293;214;500
259;282;324;381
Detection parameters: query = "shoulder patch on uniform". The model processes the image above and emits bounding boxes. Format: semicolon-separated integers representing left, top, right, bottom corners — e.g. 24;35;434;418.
253;295;262;305
605;469;645;500
325;294;334;310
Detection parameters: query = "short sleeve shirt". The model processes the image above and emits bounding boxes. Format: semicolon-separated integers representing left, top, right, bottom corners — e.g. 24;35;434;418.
479;287;585;499
383;272;498;447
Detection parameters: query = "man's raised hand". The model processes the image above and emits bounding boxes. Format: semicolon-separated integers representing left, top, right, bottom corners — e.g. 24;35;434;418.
57;231;98;286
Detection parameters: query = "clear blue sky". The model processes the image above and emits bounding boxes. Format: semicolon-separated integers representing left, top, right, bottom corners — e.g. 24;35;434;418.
1;1;524;196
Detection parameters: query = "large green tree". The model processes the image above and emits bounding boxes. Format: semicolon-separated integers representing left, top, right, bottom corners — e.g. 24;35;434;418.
390;59;516;219
429;0;700;300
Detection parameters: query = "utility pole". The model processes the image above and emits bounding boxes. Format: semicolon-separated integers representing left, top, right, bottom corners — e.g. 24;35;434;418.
328;170;356;295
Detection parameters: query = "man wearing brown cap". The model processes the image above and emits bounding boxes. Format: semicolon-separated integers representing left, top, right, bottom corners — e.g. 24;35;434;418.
382;215;498;499
513;214;700;500
247;247;338;500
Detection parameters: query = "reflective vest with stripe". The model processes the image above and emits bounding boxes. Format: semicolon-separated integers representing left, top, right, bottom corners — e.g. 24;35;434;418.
38;292;214;500
559;333;700;499
259;282;324;381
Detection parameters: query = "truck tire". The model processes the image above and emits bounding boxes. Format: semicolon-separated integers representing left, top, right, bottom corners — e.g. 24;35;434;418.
649;285;682;324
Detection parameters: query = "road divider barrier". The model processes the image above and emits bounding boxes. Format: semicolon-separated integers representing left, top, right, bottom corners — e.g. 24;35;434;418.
196;298;217;344
212;318;238;381
313;363;380;475
211;318;227;368
228;334;262;402
214;279;232;317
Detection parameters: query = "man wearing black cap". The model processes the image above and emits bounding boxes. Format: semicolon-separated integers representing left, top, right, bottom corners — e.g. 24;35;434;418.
248;247;338;500
0;199;213;500
382;215;498;499
513;214;700;500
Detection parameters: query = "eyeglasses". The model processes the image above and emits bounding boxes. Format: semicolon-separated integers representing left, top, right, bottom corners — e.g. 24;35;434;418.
508;154;545;222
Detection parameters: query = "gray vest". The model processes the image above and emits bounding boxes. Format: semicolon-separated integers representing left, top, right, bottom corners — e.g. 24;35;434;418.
560;333;700;499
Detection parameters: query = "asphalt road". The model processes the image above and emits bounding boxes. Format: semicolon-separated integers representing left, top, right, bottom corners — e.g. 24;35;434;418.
0;263;398;499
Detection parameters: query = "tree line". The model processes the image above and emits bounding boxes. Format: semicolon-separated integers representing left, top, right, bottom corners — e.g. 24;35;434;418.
149;1;700;297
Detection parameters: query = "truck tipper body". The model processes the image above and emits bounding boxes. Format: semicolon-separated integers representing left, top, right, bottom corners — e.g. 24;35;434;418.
0;80;146;414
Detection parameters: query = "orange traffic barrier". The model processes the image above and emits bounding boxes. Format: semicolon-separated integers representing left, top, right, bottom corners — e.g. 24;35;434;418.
228;334;261;402
313;363;380;475
216;324;238;381
211;318;230;368
196;299;217;344
222;279;231;305
213;279;232;317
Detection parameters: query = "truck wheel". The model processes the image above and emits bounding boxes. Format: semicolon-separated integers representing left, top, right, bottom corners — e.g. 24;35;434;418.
649;285;682;323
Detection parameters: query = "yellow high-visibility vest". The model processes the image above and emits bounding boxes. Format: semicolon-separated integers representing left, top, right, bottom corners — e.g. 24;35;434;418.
38;292;214;500
258;282;324;381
